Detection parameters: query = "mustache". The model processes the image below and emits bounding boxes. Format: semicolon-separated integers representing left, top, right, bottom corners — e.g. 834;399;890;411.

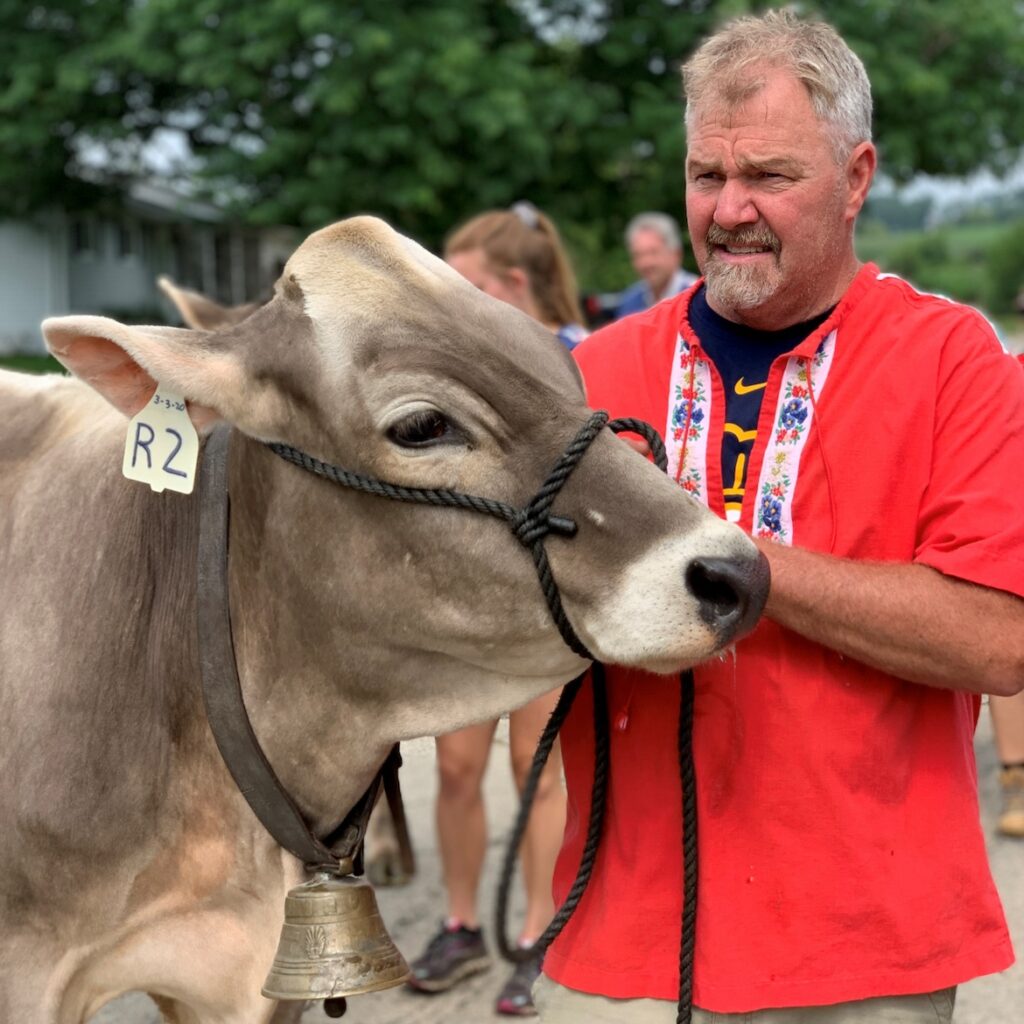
705;224;781;254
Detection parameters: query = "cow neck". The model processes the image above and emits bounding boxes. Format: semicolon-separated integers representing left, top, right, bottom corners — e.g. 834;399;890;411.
197;425;382;870
225;432;394;827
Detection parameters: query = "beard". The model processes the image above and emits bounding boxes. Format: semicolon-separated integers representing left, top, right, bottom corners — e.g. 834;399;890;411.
702;224;783;311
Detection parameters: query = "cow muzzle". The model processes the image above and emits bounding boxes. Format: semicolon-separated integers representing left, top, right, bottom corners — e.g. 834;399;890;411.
686;552;770;643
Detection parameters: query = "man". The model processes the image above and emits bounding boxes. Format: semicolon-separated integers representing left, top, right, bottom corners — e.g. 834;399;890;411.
614;212;698;319
538;10;1024;1023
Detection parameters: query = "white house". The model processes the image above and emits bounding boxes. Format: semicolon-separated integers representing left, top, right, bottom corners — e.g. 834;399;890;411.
0;181;296;355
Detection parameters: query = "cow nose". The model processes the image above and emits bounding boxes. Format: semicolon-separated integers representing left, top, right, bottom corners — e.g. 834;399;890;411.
685;553;770;641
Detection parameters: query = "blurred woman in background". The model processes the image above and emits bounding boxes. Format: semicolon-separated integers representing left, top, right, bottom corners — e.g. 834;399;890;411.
445;202;588;352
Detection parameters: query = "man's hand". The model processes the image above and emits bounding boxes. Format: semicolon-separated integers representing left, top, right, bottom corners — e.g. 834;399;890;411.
754;539;1024;696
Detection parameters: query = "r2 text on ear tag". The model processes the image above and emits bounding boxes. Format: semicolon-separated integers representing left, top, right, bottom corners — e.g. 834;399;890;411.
122;386;199;494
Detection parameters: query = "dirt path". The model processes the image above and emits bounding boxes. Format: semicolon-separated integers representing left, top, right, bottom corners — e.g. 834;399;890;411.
95;712;1023;1024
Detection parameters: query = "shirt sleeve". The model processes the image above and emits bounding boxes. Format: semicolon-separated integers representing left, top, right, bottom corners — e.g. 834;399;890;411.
913;313;1024;598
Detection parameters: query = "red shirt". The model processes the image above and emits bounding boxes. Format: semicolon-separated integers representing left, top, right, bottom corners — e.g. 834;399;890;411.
545;264;1024;1011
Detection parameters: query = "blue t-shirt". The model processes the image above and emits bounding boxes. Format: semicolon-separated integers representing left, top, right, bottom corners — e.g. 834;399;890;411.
687;287;833;521
615;270;699;320
557;323;588;351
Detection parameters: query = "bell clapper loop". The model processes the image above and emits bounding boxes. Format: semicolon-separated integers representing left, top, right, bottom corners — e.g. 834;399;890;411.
313;855;354;880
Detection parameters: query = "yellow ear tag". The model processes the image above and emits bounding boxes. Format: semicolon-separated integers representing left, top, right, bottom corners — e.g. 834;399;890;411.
122;386;200;494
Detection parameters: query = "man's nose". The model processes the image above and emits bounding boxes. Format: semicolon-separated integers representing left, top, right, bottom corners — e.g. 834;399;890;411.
713;180;759;231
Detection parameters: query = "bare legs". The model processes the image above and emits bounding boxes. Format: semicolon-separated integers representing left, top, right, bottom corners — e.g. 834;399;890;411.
509;691;566;942
434;689;567;941
990;691;1024;764
990;691;1024;837
436;720;499;928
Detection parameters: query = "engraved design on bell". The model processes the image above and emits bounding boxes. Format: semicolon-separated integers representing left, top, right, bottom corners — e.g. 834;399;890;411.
305;925;329;959
263;873;410;1001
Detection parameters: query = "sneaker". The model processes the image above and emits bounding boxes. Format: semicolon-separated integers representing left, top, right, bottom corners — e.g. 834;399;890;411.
998;765;1024;838
406;921;492;993
495;952;543;1016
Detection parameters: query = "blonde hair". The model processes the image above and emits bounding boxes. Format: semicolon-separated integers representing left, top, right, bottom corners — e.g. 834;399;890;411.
444;203;584;326
682;8;872;161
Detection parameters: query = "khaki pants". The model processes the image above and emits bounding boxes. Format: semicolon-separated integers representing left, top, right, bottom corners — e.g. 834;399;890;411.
533;976;957;1023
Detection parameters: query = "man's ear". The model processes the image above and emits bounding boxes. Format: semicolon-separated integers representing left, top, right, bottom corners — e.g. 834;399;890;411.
41;315;241;432
845;141;877;221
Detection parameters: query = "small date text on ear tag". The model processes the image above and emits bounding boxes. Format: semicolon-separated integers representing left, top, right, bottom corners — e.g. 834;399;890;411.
122;386;199;494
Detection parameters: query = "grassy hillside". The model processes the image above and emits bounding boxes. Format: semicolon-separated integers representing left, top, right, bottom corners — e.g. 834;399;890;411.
856;218;1024;325
0;354;63;374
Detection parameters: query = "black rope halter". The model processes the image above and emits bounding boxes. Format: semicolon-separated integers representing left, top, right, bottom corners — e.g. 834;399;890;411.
265;409;699;1023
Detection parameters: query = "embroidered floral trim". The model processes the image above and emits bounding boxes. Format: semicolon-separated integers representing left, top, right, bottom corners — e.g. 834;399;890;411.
754;330;837;543
665;336;713;505
757;455;792;539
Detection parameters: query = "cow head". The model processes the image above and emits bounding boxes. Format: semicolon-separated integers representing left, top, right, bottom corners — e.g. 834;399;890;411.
42;217;767;733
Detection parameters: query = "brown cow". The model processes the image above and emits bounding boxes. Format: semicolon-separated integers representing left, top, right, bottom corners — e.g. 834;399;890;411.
0;217;767;1023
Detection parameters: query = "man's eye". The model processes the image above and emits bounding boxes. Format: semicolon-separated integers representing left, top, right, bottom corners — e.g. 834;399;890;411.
387;410;457;448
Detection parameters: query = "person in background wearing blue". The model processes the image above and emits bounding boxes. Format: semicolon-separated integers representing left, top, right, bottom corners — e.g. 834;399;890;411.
614;211;698;319
405;202;583;1016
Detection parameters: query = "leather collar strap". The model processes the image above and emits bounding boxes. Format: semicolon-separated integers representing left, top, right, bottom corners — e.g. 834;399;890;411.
197;424;378;871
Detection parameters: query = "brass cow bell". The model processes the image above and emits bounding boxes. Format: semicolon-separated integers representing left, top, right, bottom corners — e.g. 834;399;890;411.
263;869;410;1003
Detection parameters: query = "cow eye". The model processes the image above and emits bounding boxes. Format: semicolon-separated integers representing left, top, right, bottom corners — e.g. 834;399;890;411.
387;409;457;448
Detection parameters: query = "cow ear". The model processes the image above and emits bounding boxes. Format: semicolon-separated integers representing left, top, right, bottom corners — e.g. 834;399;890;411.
41;315;241;432
158;276;261;331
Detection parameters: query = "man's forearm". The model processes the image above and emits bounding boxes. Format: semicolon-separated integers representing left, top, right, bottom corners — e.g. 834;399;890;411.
754;540;1024;696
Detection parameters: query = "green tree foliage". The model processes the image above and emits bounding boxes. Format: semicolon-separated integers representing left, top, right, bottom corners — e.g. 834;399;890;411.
882;230;991;306
986;220;1024;315
1;0;1022;255
824;0;1024;182
0;0;138;214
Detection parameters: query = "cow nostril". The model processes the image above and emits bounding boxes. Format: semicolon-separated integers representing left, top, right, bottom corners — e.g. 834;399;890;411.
686;558;743;622
684;551;770;641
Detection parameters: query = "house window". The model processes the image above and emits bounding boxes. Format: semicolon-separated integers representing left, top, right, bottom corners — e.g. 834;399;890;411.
244;235;261;299
70;218;95;255
172;227;201;288
215;230;232;302
141;222;158;265
118;221;136;259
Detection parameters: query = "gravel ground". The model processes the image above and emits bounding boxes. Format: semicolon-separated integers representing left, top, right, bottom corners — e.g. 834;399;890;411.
95;708;1022;1024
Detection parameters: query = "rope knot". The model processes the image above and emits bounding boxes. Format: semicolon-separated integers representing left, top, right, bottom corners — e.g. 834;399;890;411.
512;506;578;547
512;508;548;546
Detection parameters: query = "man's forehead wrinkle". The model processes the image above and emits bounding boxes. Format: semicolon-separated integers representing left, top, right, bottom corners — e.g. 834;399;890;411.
735;152;807;174
688;133;799;170
695;86;775;130
692;118;791;149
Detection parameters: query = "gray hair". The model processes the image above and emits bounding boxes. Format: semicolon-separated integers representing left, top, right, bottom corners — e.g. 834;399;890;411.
682;8;872;161
626;212;681;250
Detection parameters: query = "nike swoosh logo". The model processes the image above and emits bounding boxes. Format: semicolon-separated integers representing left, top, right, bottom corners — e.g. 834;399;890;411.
735;378;767;395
